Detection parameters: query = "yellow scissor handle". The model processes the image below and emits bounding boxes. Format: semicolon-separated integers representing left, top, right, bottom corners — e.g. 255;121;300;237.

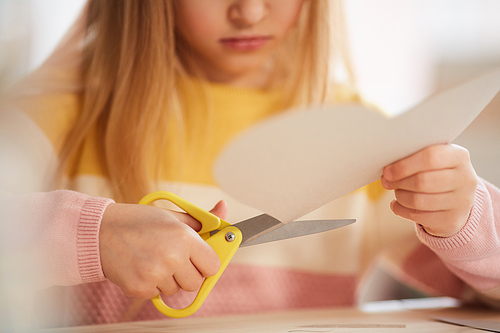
152;225;241;318
139;191;222;235
139;191;240;318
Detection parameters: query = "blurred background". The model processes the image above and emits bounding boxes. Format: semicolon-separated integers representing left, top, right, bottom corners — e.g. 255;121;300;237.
2;0;500;113
1;0;499;321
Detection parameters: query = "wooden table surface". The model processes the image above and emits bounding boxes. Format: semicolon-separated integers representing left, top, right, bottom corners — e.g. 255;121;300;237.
38;300;500;333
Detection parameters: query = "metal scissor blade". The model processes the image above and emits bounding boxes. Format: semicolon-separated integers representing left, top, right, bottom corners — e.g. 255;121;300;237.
231;214;283;246
232;215;356;248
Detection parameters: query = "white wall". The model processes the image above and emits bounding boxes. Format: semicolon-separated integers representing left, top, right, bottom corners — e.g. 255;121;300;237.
418;0;500;62
0;0;85;89
28;0;86;70
345;0;500;115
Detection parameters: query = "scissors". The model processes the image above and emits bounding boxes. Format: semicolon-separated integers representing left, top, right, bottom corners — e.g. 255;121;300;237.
139;191;355;318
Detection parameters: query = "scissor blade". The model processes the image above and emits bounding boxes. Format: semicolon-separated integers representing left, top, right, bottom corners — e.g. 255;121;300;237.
232;215;355;248
231;214;283;246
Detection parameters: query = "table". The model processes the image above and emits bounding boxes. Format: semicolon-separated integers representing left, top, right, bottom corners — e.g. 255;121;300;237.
38;299;500;333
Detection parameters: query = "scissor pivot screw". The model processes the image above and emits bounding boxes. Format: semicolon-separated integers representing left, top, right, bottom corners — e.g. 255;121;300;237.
225;232;236;242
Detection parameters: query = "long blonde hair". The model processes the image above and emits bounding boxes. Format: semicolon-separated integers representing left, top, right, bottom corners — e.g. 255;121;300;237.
59;0;354;203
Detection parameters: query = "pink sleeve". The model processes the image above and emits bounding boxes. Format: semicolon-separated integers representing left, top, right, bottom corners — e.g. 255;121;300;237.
1;190;114;289
416;178;500;294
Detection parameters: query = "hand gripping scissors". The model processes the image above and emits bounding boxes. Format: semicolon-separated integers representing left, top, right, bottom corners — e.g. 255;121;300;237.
139;191;355;318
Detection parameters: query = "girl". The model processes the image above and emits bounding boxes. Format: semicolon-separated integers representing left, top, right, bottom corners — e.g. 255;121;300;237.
1;0;499;328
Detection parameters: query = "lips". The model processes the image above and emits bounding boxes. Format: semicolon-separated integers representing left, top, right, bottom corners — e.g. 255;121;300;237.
219;36;272;51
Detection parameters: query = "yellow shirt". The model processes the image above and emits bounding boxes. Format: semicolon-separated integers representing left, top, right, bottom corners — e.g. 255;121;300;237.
15;78;380;195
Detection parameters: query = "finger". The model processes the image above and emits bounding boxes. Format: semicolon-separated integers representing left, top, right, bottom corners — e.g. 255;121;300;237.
172;262;205;292
382;168;459;193
390;200;466;237
384;144;465;182
190;239;221;277
170;200;228;231
209;200;228;220
394;189;455;212
157;277;181;296
171;211;203;231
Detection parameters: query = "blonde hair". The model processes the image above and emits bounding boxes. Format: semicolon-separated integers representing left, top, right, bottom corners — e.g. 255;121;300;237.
58;0;354;203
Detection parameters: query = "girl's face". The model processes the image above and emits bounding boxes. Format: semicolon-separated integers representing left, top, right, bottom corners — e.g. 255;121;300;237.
175;0;304;87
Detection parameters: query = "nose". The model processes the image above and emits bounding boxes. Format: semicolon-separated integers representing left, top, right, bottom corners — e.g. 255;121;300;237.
228;0;268;28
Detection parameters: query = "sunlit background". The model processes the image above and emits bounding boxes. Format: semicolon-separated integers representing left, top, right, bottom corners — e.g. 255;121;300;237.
1;0;499;110
5;0;500;113
1;0;499;328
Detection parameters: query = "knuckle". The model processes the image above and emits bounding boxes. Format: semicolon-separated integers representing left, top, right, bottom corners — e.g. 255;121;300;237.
414;173;430;191
409;193;425;210
164;253;184;269
396;190;422;209
396;191;424;210
169;221;189;237
173;223;198;243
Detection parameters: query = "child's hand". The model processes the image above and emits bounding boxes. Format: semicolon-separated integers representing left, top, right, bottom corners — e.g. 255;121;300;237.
381;144;478;237
100;200;227;299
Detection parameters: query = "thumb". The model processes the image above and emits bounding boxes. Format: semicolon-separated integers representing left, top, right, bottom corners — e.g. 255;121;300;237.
209;200;228;220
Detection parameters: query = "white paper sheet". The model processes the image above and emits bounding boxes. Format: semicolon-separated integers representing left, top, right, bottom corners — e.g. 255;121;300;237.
214;69;500;223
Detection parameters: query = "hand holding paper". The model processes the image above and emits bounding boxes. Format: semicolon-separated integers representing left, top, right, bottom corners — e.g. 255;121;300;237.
382;144;478;237
214;69;500;223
